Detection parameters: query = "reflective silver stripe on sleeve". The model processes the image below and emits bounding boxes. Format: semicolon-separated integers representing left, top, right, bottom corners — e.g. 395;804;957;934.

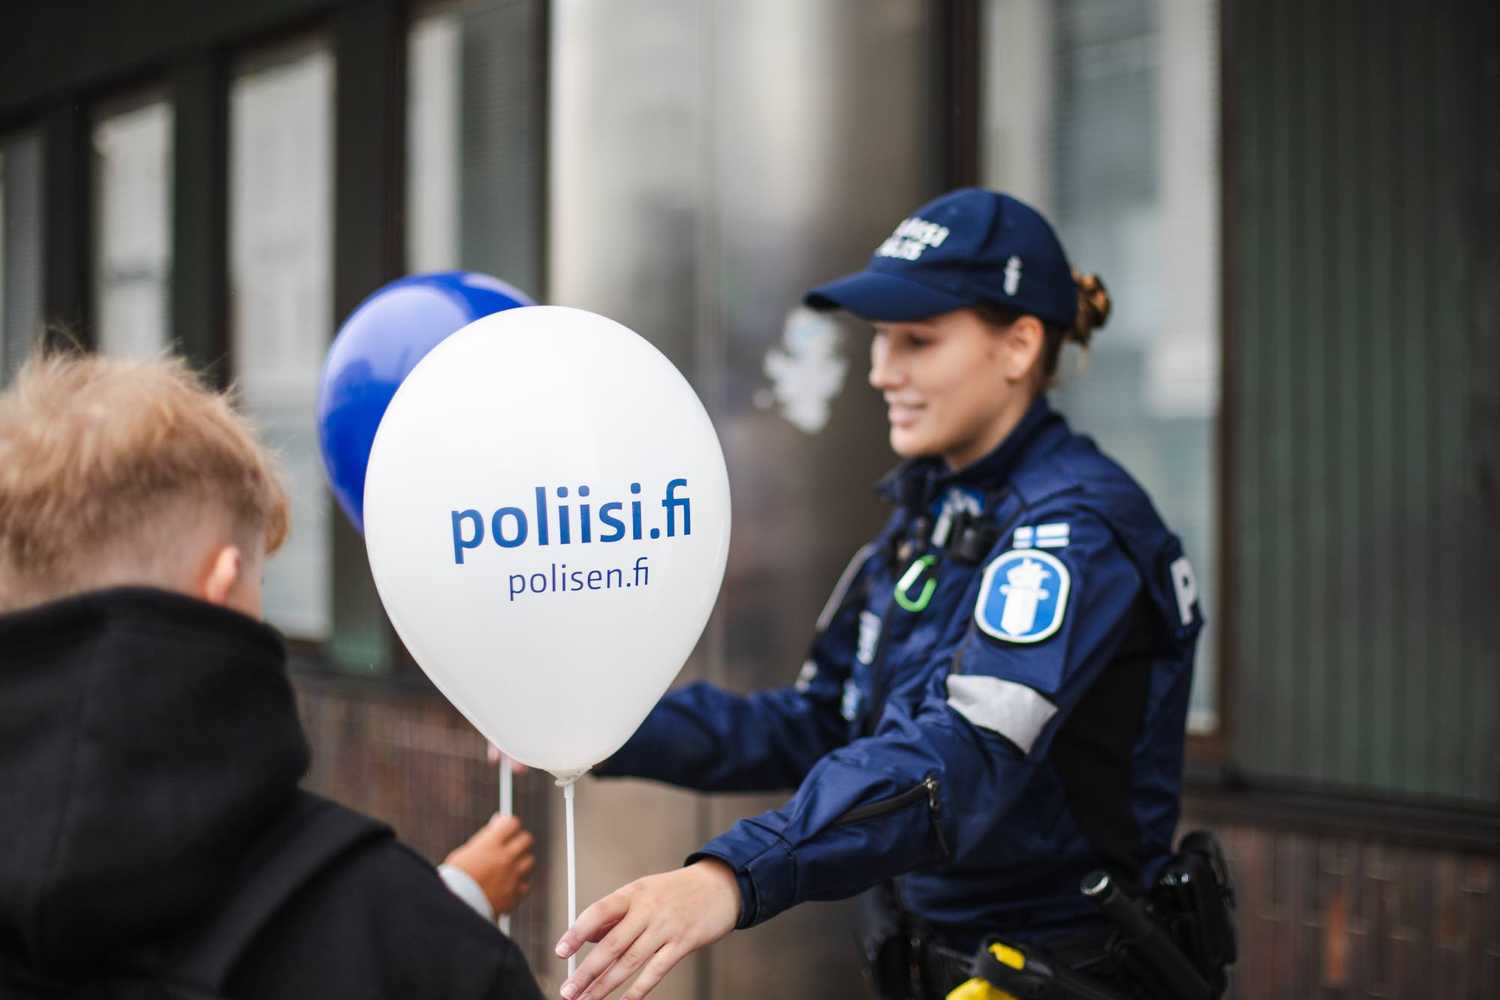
945;674;1058;755
815;543;876;632
794;659;818;692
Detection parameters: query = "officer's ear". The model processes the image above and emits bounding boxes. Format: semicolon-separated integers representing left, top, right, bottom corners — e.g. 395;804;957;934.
996;314;1047;383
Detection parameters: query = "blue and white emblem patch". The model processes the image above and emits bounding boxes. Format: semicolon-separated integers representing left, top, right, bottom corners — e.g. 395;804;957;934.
975;549;1070;643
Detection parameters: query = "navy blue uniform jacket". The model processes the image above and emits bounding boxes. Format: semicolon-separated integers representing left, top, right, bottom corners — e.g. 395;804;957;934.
602;398;1204;948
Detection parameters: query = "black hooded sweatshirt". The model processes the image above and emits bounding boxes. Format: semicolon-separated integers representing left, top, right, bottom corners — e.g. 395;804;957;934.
0;587;544;999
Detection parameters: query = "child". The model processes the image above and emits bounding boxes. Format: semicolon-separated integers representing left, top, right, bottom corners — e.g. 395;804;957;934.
0;350;544;1000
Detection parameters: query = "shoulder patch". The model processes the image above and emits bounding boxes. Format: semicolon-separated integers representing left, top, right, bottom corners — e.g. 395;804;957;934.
974;549;1070;643
1012;522;1071;549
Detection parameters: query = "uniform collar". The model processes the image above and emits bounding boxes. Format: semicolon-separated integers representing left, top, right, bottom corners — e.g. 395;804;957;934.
877;395;1061;510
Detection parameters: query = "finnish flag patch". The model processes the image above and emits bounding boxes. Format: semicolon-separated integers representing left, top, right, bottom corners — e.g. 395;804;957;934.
974;549;1070;643
1012;522;1070;549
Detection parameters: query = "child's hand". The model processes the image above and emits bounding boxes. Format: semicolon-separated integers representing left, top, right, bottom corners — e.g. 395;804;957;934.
486;742;530;774
444;813;536;916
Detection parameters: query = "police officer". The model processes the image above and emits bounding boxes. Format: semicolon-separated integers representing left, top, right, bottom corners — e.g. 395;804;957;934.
554;188;1205;1000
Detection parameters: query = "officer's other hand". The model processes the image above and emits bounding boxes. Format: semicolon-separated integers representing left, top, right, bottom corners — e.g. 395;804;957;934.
444;813;537;916
554;858;739;1000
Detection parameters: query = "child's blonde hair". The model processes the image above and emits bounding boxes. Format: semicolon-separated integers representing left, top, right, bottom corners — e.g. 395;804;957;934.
0;350;289;611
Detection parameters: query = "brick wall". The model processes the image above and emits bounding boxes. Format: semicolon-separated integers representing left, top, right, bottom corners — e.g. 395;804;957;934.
292;677;557;978
291;678;1500;1000
1187;817;1499;999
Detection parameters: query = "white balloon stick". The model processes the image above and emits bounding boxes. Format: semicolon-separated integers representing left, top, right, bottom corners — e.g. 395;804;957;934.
565;781;577;979
499;754;513;936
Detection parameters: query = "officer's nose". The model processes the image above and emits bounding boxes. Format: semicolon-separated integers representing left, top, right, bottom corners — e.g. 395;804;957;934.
869;336;902;390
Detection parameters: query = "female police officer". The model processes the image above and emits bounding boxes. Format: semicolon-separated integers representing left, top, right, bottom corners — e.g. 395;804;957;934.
553;188;1204;1000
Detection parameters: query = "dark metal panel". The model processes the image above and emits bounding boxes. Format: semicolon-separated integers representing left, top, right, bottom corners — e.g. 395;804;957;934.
1363;1;1392;793
938;0;980;189
328;0;401;675
171;56;229;385
1330;0;1366;788
1463;0;1497;804
0;130;46;376
1430;0;1467;796
1209;0;1239;768
41;103;90;346
1425;3;1467;802
1264;0;1299;780
1396;0;1433;795
333;0;402;319
1462;0;1500;804
1227;0;1260;773
1228;0;1499;806
1298;0;1333;784
0;0;343;122
1314;0;1349;788
453;0;548;299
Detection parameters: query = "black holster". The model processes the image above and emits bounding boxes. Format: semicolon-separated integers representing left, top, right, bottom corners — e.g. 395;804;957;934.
1082;829;1238;1000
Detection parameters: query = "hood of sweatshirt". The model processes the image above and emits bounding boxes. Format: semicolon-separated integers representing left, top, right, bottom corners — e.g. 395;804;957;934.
0;587;309;974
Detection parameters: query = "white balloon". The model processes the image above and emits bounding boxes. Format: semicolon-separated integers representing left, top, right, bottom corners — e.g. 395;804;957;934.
363;306;731;779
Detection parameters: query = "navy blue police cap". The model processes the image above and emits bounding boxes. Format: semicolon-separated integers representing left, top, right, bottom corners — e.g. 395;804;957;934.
804;188;1077;329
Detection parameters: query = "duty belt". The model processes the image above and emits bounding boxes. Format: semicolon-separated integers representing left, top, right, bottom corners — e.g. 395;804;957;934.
920;932;1122;1000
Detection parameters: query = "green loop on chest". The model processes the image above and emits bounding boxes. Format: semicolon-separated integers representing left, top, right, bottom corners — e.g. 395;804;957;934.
893;553;939;613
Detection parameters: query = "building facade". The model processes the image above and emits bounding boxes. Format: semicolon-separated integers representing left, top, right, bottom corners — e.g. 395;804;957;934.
1;1;1495;996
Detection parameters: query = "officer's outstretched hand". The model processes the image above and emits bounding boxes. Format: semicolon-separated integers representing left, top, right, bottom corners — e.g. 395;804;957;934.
554;858;739;1000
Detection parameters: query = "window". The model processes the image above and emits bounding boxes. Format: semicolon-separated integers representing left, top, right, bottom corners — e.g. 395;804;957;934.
980;0;1221;732
92;92;173;359
406;0;543;293
0;130;44;384
230;38;335;640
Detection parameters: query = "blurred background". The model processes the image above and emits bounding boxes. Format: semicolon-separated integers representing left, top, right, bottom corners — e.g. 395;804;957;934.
1;0;1496;996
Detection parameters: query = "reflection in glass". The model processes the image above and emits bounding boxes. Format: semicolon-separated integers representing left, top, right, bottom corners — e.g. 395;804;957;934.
93;95;173;359
407;6;460;272
406;0;543;294
549;2;940;995
0;131;44;385
981;0;1221;730
230;40;334;640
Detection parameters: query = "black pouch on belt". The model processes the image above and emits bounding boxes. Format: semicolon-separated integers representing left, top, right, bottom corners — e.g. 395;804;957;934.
856;883;914;998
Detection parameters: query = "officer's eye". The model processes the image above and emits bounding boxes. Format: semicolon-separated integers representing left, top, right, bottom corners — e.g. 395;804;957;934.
874;324;936;350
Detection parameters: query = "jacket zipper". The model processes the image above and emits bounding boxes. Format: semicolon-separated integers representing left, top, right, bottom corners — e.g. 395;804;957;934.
831;775;952;860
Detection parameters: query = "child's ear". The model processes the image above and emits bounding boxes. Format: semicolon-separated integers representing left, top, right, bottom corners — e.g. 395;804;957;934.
199;545;243;607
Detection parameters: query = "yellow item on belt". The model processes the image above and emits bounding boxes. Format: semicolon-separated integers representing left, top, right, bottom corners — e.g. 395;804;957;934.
945;942;1026;1000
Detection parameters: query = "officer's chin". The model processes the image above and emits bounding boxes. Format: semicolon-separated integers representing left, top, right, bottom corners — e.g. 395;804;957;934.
888;427;931;460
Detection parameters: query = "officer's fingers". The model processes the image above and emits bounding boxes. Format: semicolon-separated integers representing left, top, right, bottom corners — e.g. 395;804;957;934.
620;942;683;1000
560;915;646;999
575;928;667;1000
514;853;537;877
556;892;630;957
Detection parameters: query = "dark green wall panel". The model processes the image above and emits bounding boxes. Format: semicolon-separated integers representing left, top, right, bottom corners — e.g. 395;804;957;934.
1228;0;1500;805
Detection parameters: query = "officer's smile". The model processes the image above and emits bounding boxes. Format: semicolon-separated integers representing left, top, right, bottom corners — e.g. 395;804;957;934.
884;398;926;428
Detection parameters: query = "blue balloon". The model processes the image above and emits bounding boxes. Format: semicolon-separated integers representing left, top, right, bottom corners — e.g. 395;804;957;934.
317;271;533;533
